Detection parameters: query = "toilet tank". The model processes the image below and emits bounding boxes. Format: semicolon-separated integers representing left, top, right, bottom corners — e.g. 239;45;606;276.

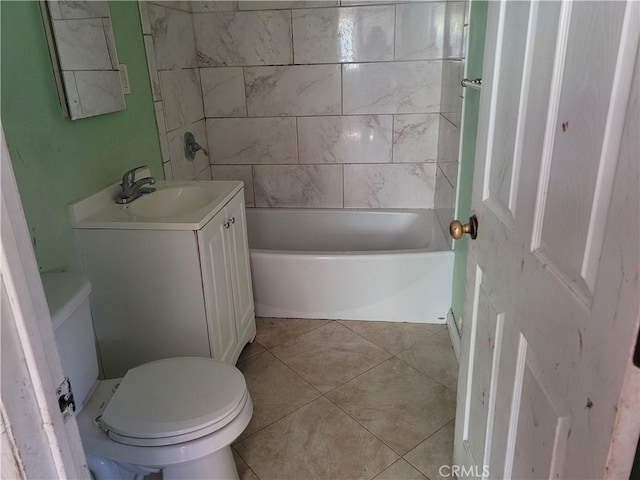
41;273;99;413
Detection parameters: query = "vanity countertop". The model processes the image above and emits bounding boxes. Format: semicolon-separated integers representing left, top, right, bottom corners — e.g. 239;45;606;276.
71;178;243;231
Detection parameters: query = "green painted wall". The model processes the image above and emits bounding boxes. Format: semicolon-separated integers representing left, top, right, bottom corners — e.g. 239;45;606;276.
451;0;488;326
1;1;162;273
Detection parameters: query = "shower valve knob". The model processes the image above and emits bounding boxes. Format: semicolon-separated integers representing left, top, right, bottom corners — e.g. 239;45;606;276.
450;215;478;240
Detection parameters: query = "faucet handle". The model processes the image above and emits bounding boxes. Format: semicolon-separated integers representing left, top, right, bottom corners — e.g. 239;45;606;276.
122;165;148;187
184;132;208;161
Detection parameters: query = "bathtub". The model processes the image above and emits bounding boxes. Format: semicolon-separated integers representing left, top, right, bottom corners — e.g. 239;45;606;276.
245;208;453;324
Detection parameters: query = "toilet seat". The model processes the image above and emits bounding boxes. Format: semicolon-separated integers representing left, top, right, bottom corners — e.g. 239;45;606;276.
101;357;247;447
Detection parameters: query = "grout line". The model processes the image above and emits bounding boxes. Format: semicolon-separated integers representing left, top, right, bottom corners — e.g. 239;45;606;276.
402;418;457;461
342;164;345;208
253;317;334;349
230;446;261;480
295;117;300;164
289;9;295;65
340;64;344;116
323;392;403;456
391;114;396;163
393;4;398;61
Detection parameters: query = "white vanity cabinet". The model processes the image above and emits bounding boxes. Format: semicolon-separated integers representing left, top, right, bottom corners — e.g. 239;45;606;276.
198;191;255;364
72;181;255;378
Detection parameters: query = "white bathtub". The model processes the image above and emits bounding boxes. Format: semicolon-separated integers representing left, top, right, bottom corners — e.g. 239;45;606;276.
246;208;453;323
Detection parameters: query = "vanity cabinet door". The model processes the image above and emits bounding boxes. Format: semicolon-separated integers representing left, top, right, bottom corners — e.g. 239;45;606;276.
198;208;237;363
224;191;255;340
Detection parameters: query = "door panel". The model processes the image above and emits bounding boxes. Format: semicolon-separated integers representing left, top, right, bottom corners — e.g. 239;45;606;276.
464;270;504;469
509;346;571;480
226;193;255;337
533;2;627;304
485;1;530;221
455;1;640;478
199;211;237;362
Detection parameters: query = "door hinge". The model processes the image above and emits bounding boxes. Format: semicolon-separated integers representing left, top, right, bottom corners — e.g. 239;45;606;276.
56;377;75;423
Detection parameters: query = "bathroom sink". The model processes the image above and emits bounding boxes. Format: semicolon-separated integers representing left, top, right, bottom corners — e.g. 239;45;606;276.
70;178;244;231
128;186;216;218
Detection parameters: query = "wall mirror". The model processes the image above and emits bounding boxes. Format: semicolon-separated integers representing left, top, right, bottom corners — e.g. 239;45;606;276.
41;1;126;120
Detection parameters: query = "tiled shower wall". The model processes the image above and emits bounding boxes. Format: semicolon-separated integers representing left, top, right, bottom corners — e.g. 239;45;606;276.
139;1;211;181
435;1;467;236
141;1;464;210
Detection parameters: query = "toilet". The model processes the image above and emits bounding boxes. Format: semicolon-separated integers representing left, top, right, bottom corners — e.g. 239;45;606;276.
41;272;253;480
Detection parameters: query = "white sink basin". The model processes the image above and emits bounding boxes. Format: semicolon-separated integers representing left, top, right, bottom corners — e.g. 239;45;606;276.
70;179;244;231
128;186;216;218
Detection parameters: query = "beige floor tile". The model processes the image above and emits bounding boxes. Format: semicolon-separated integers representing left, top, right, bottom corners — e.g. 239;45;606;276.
404;421;455;480
338;320;446;355
238;340;266;362
235;396;399;480
256;317;332;349
237;351;321;439
233;449;260;480
271;322;392;393
327;358;456;455
373;459;428;480
397;330;459;391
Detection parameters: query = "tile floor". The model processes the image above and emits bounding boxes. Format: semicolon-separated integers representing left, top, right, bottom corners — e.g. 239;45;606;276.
231;318;459;480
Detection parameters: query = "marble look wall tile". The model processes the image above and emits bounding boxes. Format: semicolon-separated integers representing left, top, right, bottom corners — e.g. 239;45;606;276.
292;6;394;64
210;165;255;206
442;111;461;129
139;1;151;34
343;61;442;114
153;102;171;162
201;67;246;117
344;163;437;208
444;2;466;59
49;1;110;20
52;19;114;70
194;166;213;180
149;4;197;70
191;1;238;12
395;2;446;61
102;18;119;68
143;35;162;101
440;59;464;117
151;1;192;12
254;165;343;208
159;69;204;132
206;118;298;164
194;11;292;67
245;65;341;116
238;1;339;10
437;114;460;164
393;114;439;163
64;71;126;119
162;160;174;180
440;161;459;187
341;0;398;6
298;115;392;164
167;120;210;180
435;165;455;244
62;71;82;117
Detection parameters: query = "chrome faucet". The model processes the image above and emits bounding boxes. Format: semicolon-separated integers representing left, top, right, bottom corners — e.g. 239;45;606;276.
115;165;156;204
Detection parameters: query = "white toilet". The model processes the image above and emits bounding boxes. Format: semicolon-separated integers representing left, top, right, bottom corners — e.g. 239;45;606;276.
41;272;253;480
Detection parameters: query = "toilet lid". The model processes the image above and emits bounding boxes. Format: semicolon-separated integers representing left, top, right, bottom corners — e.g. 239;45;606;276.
101;357;247;445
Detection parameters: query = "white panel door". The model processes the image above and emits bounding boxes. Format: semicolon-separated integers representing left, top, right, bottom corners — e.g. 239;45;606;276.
454;1;640;479
1;126;89;478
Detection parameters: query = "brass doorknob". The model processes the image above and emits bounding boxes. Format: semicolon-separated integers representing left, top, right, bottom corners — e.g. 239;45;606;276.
450;215;478;240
